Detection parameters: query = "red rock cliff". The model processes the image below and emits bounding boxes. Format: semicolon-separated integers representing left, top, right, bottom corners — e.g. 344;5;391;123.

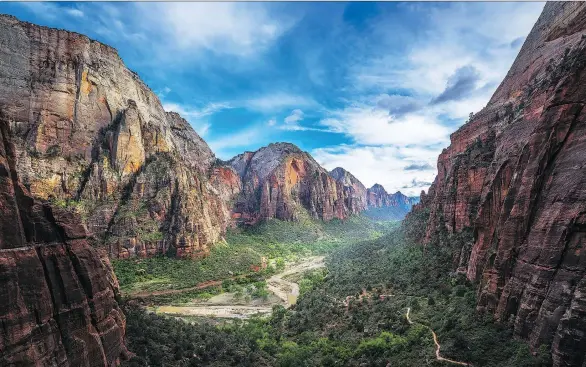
0;113;127;365
409;3;586;365
0;14;230;258
329;167;368;214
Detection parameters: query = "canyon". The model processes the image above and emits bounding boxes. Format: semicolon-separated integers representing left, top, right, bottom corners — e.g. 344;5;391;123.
2;1;586;366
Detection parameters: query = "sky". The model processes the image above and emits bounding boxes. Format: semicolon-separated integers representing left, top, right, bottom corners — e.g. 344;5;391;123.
0;2;545;196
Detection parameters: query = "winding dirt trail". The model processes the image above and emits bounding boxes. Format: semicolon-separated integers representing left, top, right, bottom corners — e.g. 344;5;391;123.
151;257;325;319
405;308;471;366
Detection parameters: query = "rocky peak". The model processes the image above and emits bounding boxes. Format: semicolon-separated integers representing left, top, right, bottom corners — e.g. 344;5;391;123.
0;14;228;258
227;143;363;223
329;167;368;214
329;167;365;189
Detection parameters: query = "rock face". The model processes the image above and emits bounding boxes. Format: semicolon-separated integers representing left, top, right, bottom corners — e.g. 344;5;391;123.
329;167;368;214
229;143;358;223
409;3;586;365
0;14;229;258
366;184;418;210
0;113;127;366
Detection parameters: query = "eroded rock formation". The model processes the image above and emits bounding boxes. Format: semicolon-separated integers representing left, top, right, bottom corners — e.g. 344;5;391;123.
0;113;127;366
229;143;358;223
329;167;368;214
366;183;418;210
0;14;230;258
409;3;586;365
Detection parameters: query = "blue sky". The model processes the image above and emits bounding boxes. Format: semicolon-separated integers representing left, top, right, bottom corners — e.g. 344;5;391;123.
0;2;544;195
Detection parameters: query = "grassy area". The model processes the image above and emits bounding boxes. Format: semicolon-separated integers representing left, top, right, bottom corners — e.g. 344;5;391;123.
113;215;397;295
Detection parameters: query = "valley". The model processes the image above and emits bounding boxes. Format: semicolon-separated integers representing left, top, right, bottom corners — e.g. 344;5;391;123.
1;2;586;367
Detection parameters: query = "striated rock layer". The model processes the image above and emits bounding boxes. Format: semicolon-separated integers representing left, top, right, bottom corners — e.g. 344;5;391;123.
329;167;368;214
0;113;127;366
229;143;360;223
408;3;586;365
0;14;233;258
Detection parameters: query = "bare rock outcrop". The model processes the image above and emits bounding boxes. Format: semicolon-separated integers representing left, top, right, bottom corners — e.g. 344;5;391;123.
329;167;368;214
408;3;586;365
229;143;356;223
0;113;127;366
0;14;227;258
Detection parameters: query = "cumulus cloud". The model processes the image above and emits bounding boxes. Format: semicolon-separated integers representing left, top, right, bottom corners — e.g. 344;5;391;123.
430;65;481;104
136;3;291;57
319;105;451;147
284;109;304;125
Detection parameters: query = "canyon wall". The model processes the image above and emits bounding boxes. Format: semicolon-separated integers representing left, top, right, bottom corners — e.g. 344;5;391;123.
0;14;233;258
0;113;127;366
409;3;586;365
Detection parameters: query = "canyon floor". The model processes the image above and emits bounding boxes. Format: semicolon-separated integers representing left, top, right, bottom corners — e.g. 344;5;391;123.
147;256;326;319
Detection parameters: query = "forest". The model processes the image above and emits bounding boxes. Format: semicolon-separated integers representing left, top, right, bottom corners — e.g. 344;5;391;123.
120;212;551;367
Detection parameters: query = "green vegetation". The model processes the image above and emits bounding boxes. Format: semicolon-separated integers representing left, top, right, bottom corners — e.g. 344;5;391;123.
122;213;550;367
114;215;395;294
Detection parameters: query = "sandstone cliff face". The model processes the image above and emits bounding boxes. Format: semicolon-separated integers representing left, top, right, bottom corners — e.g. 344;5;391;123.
409;3;586;365
0;113;127;366
0;14;228;258
229;143;357;223
329;167;368;214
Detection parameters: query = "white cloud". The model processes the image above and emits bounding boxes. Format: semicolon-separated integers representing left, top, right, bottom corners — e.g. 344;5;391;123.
267;118;277;126
162;102;231;120
65;8;84;18
245;93;318;112
284;109;304;125
320;105;450;147
136;3;292;57
208;125;268;158
162;102;231;138
313;145;440;196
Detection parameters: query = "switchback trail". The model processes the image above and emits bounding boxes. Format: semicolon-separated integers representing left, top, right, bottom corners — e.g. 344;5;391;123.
406;308;472;366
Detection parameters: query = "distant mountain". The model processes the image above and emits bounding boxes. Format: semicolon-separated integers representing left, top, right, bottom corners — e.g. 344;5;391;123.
328;167;418;220
365;183;419;220
227;143;365;224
